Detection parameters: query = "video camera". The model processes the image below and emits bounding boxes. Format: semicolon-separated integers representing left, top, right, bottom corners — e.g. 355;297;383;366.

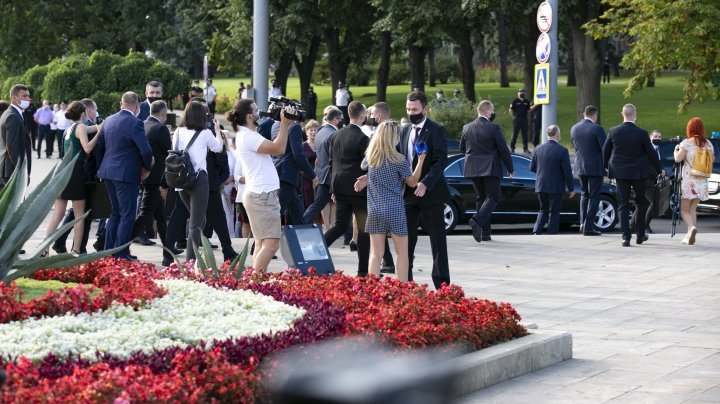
260;97;307;122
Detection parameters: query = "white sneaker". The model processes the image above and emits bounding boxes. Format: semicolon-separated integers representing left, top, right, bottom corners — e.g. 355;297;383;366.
688;226;697;245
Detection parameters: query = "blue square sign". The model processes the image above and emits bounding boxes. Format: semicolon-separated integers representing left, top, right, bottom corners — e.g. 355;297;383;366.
534;63;550;105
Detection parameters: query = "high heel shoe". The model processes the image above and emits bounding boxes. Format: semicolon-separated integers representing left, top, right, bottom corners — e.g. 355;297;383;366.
688;226;697;245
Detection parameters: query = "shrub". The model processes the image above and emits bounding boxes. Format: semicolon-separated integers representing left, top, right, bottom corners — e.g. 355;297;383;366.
428;99;478;138
91;91;122;116
111;59;152;96
20;65;49;98
475;63;524;84
1;76;22;99
313;59;331;85
434;54;461;84
346;63;373;86
147;61;190;99
86;51;122;91
43;65;95;104
214;95;234;114
387;57;411;85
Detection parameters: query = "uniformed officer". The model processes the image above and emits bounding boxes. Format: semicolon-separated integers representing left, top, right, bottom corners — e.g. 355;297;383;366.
508;88;532;154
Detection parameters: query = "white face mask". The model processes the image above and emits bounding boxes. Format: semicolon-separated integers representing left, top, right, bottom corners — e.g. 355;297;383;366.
19;100;30;110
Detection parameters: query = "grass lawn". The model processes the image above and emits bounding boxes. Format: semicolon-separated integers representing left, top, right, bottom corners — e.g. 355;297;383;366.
15;278;97;302
212;73;719;147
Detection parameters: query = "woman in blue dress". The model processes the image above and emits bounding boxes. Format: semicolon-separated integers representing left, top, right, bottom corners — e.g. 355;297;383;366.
356;121;425;282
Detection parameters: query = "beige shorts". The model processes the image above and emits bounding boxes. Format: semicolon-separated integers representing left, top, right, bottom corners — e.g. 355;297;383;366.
243;190;281;240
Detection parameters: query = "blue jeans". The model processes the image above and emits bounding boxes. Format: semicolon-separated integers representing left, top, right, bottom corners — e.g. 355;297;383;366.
104;179;139;259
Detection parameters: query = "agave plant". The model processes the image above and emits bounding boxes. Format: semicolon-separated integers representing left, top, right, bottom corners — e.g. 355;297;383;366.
0;156;129;284
163;234;250;280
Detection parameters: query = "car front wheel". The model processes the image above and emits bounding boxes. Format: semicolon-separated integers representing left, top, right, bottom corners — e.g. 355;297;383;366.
594;195;618;231
420;202;459;235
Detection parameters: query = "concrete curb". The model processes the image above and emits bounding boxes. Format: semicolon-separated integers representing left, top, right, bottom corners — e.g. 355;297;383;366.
443;330;573;396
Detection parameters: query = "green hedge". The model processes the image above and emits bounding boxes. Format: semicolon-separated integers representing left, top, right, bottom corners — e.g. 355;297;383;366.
428;99;478;138
4;51;190;115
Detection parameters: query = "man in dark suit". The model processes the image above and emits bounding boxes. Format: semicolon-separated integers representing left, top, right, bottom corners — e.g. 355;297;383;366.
271;119;318;225
630;130;664;233
570;105;607;236
324;101;370;276
97;92;153;259
303;107;343;224
460;100;514;243
399;91;451;289
137;81;164;121
531;125;575;234
603;104;663;246
0;84;32;187
132;100;172;246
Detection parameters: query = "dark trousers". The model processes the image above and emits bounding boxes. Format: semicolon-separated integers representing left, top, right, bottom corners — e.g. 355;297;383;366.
203;190;236;259
616;178;647;241
104;179;139;259
303;183;330;224
338;105;349;125
630;179;656;230
324;194;369;276
56;129;65;158
164;189;189;260
406;201;450;290
132;184;166;242
510;118;529;150
533;192;563;234
471;176;501;237
37;124;53;157
178;171;209;261
278;181;304;225
579;175;603;232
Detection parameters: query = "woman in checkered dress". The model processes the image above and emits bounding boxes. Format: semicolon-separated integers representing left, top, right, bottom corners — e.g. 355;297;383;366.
356;121;425;282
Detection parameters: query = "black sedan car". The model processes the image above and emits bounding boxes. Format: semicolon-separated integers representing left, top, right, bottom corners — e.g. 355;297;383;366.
438;153;619;234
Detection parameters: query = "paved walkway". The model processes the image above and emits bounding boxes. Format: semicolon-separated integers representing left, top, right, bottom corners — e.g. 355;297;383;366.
24;155;720;403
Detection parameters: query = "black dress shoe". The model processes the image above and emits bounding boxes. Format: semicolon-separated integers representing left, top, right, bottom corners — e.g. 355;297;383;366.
224;252;239;262
134;236;156;246
349;241;357;252
622;239;631;247
646;227;654;234
19;249;26;255
93;240;103;252
468;218;482;242
481;236;492;241
583;229;602;236
523;149;530;154
175;240;187;249
162;257;173;267
128;253;138;260
52;244;68;254
169;247;184;255
380;265;395;274
636;234;648;244
210;243;219;249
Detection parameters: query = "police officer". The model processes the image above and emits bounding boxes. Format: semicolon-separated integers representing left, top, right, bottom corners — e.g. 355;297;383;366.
509;88;531;154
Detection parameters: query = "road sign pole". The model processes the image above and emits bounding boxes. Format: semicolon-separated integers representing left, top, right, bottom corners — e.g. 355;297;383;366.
540;0;558;144
253;0;269;112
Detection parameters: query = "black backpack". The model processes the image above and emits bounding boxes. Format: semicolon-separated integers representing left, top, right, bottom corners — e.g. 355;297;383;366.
165;130;201;189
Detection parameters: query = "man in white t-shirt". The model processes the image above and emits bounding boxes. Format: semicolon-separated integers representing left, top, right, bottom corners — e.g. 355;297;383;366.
54;101;71;158
334;82;350;124
229;98;294;272
205;79;217;114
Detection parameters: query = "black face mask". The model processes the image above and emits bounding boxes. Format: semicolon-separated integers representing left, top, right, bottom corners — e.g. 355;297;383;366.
652;139;662;146
147;97;161;104
367;117;377;127
408;112;424;125
489;112;496;121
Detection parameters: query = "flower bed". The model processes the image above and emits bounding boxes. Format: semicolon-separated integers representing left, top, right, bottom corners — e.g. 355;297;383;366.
0;260;526;402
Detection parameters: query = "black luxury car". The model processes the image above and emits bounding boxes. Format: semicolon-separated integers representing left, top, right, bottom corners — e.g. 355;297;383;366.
438;153;619;234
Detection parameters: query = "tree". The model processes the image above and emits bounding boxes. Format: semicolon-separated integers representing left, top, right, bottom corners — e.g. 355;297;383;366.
586;0;720;111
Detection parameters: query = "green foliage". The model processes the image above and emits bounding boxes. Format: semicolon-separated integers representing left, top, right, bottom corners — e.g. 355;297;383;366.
44;65;96;103
15;278;81;302
346;63;374;86
428;99;478;138
21;66;49;99
0;157;130;285
111;55;154;96
313;59;332;85
475;64;524;84
387;59;411;85
585;0;720;111
91;91;123;117
87;51;123;91
1;76;22;100
434;54;461;84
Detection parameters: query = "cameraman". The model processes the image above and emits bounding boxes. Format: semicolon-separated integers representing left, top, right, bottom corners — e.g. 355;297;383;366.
271;104;318;225
227;98;295;272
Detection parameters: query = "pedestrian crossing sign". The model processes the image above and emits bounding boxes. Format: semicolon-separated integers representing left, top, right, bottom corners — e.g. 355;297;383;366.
534;63;550;105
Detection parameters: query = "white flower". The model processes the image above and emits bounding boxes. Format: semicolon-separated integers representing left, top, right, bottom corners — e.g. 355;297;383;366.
0;280;305;361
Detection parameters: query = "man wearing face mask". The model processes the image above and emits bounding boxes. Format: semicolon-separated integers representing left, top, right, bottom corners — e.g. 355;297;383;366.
630;130;664;233
0;84;32;188
460;100;514;243
137;81;163;121
96;92;153;260
398;91;451;290
509;89;531;154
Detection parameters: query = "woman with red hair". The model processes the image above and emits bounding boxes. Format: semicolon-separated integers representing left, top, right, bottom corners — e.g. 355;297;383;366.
673;117;715;245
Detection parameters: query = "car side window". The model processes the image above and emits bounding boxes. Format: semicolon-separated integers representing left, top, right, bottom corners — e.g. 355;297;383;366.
509;156;533;179
445;159;463;177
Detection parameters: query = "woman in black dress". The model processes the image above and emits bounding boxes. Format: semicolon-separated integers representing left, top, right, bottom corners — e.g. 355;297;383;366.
43;101;101;255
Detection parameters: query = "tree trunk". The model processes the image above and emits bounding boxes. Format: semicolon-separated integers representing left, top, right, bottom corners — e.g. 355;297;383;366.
567;43;577;86
274;53;293;97
294;36;321;105
428;46;436;87
376;31;391;102
458;30;476;102
571;0;604;123
524;11;536;98
409;44;427;92
497;10;510;88
326;27;348;102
